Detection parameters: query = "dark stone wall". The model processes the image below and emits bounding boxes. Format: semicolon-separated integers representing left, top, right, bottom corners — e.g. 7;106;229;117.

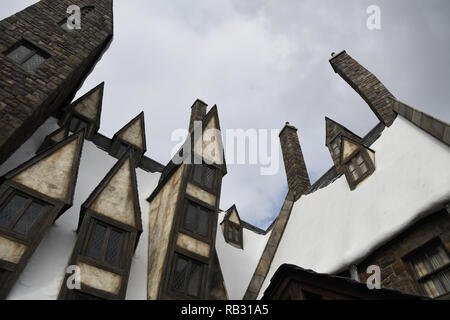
0;0;113;165
279;123;310;200
356;208;450;298
188;99;208;132
329;51;397;127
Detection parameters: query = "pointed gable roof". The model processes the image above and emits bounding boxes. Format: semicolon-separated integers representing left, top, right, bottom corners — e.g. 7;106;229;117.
221;204;242;226
114;112;147;152
5;130;85;205
69;82;104;129
151;103;227;200
325;117;362;146
81;150;142;233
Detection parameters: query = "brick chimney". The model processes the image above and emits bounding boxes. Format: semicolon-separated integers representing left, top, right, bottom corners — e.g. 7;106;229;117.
329;51;397;127
189;99;208;131
279;122;311;200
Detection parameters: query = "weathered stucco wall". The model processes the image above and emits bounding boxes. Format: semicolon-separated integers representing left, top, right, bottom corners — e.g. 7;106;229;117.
147;165;184;300
193;115;223;165
73;89;101;121
176;232;210;258
0;236;26;264
90;158;136;227
119;118;144;149
186;183;216;207
12;138;78;201
78;262;121;295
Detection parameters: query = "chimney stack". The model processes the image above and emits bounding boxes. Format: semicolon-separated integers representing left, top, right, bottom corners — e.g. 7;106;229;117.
329;51;397;127
189;99;208;132
279;122;311;200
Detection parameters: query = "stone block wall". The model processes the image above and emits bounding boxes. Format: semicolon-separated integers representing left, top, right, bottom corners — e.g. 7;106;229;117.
0;0;113;165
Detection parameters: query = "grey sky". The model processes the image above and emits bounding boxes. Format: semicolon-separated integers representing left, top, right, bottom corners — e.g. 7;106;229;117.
1;1;449;228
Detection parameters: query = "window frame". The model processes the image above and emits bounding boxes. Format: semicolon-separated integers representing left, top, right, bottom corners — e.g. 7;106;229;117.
0;190;51;239
404;238;450;299
343;150;375;190
81;219;128;270
168;252;207;299
3;40;50;73
224;220;243;249
180;199;214;242
190;164;218;193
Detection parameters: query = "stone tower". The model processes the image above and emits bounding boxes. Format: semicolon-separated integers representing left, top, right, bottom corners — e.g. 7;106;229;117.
0;0;113;165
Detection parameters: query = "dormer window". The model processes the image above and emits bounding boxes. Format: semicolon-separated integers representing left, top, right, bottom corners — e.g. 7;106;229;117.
347;153;369;182
224;221;243;248
340;136;375;190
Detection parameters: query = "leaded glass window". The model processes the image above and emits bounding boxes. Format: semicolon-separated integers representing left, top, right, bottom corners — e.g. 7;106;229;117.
182;201;211;238
191;164;217;191
84;221;125;267
0;192;49;236
4;40;49;73
170;254;204;298
408;241;450;298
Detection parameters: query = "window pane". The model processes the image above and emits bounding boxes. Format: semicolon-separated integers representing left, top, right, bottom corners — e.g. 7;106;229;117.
172;256;188;292
192;165;202;184
22;53;46;73
360;162;368;174
412;259;428;278
13;201;45;235
227;225;233;240
438;269;450;292
183;203;197;233
423;279;439;298
86;224;107;259
356;154;364;165
204;166;215;189
197;208;208;237
6;45;33;63
0;194;28;228
352;170;359;181
187;261;202;297
105;229;123;265
234;228;240;242
348;163;356;172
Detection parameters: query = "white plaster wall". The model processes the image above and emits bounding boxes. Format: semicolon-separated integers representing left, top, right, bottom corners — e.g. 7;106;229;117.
0;117;160;300
258;116;450;298
215;212;271;299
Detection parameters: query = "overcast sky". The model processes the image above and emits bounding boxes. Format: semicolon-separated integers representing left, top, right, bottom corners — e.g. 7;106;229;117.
1;1;449;228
